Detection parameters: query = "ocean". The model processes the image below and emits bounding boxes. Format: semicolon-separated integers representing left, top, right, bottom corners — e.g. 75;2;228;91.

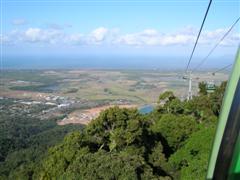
1;56;233;70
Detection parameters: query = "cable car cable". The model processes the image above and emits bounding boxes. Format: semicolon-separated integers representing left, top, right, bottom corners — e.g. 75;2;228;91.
212;63;233;75
192;17;240;72
185;0;213;73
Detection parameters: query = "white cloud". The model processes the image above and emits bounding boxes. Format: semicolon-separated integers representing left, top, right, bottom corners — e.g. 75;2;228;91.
141;29;159;36
45;23;73;30
3;26;239;47
116;27;239;47
116;29;196;46
0;34;11;44
46;23;64;30
23;28;64;43
25;28;42;42
199;28;240;46
5;28;65;45
12;19;27;25
64;33;84;45
90;27;109;43
177;26;197;35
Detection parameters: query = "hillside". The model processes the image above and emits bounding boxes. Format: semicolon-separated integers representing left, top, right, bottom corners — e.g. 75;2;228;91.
0;81;226;180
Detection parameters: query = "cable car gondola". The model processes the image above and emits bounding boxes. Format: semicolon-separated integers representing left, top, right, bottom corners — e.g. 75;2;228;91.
206;81;216;93
207;49;240;180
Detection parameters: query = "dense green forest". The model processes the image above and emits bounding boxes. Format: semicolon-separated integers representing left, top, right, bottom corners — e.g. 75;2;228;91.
0;82;226;180
0;99;84;180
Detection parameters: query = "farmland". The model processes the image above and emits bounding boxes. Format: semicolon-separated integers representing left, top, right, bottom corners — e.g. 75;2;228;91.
0;69;229;125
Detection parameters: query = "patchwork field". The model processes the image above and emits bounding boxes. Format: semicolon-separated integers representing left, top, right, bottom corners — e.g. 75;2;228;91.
0;69;229;124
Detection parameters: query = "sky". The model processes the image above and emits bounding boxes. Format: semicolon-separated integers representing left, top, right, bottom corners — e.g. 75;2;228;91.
1;0;240;69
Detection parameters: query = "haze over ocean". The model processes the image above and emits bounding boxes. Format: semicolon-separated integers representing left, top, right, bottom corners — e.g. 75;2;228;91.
2;55;235;70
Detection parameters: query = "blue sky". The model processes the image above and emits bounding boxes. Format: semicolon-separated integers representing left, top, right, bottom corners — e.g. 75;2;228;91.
1;0;240;68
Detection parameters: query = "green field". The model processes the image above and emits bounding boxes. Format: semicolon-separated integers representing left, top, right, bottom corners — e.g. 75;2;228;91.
1;69;229;105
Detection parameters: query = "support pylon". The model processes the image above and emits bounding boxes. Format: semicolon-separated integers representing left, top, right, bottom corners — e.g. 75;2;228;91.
187;72;192;101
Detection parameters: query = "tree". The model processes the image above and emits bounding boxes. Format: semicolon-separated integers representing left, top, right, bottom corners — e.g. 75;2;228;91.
168;127;215;180
158;91;176;104
210;81;227;116
151;114;198;151
1;81;227;179
183;95;214;121
33;107;171;179
167;98;184;114
198;82;207;95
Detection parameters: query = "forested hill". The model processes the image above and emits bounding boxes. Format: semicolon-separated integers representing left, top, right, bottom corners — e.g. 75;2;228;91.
1;82;226;180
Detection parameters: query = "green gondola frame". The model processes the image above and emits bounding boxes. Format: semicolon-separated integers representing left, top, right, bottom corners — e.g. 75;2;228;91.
207;49;240;180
